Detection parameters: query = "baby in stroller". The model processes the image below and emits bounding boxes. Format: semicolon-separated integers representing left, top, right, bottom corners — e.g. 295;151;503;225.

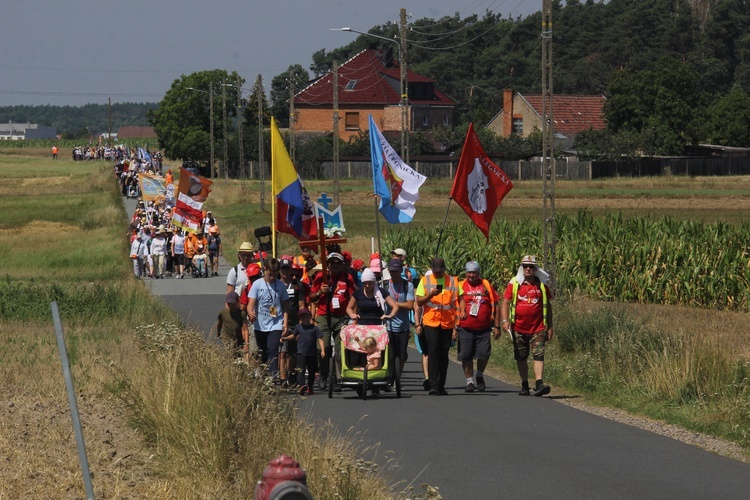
355;336;382;371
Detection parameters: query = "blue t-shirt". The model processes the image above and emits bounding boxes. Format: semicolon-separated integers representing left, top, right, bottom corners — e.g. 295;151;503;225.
386;279;414;332
249;278;289;331
294;323;322;356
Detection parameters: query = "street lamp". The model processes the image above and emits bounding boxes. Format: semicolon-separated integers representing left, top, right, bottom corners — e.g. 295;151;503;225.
332;22;409;162
186;86;215;179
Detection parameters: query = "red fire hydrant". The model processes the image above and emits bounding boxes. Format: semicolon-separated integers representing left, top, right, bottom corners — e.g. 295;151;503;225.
254;455;313;500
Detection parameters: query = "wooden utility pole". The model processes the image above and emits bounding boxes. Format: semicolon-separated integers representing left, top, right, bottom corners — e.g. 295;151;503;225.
107;97;111;148
541;0;557;293
400;8;409;163
289;69;296;163
209;84;215;179
236;74;244;184
222;76;228;180
257;74;265;211
333;61;340;206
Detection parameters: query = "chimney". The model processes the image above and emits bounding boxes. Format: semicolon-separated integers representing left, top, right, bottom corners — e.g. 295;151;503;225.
503;89;513;138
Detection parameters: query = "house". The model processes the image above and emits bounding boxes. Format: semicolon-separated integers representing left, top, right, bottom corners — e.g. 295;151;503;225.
117;126;157;139
0;122;57;140
294;48;456;141
487;90;606;150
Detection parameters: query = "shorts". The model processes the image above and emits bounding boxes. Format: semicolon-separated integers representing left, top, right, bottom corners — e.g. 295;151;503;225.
514;330;547;362
456;327;491;361
173;254;184;266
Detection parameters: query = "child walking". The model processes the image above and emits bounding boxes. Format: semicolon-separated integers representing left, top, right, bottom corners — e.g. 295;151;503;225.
295;308;324;395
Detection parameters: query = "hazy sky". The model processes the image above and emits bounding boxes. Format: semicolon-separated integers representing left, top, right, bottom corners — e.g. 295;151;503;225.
1;0;542;107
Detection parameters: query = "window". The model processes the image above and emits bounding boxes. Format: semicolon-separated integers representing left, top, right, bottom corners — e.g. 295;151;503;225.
422;115;429;126
345;80;358;90
345;112;360;131
512;117;524;135
443;115;450;125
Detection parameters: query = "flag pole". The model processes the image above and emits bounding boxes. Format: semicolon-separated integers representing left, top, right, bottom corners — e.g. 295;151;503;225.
374;195;383;272
434;197;453;257
270;119;277;257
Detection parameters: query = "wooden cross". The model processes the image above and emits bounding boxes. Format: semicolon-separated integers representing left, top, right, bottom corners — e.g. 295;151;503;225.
299;216;347;276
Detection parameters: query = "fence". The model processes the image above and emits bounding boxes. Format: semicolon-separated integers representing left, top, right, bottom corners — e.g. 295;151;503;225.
243;157;750;181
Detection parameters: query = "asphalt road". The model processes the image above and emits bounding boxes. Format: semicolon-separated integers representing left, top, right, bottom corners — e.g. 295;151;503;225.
125;197;750;499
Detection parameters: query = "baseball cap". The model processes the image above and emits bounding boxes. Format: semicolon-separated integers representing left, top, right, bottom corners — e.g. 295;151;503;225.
245;263;262;278
279;258;293;268
387;258;403;272
327;252;344;263
393;248;407;257
226;291;240;304
298;307;312;317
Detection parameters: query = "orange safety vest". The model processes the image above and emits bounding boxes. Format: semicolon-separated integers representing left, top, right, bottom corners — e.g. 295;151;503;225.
420;273;458;329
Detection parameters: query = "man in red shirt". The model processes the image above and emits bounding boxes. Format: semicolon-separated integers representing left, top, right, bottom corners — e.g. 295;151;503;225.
457;261;499;392
500;255;554;397
309;252;356;389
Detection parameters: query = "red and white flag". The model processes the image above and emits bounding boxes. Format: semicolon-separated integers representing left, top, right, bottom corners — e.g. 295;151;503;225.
172;167;212;233
450;123;513;240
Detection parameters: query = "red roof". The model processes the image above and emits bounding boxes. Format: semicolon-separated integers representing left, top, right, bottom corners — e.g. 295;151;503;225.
295;49;455;107
521;95;606;133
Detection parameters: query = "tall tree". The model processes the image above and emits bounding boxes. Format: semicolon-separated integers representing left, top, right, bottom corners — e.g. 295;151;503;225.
148;70;242;162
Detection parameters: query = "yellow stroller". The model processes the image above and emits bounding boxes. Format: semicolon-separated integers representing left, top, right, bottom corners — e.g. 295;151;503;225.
329;324;401;400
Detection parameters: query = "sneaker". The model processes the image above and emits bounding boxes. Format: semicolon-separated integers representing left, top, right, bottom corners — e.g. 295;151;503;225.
422;379;431;391
465;382;475;393
532;384;551;397
299;385;308;395
437;388;449;396
318;378;328;390
428;390;439;396
307;388;314;395
518;387;531;396
476;376;486;392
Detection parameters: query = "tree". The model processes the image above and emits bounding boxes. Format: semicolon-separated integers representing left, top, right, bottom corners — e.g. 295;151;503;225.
700;85;750;146
270;64;310;128
148;70;242;162
605;57;705;154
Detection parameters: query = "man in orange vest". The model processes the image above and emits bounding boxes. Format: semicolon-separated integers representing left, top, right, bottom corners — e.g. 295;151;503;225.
457;261;499;392
415;257;459;395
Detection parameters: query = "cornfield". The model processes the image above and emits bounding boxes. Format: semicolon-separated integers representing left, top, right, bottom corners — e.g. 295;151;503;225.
384;210;750;311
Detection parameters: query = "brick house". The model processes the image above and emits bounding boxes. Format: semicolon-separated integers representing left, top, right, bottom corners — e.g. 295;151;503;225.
117;126;157;139
294;48;456;141
487;90;606;149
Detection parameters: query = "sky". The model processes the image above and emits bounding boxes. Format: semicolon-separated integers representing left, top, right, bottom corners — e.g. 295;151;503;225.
0;0;543;108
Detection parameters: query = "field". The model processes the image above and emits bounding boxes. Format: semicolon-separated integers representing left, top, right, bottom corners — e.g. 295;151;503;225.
1;149;749;497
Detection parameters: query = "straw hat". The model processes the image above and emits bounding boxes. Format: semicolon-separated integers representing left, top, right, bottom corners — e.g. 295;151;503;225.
238;241;255;252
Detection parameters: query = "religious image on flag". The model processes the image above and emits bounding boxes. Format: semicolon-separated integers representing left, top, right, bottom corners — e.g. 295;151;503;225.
138;172;167;202
271;118;317;240
368;114;427;224
450;123;513;240
172;167;213;233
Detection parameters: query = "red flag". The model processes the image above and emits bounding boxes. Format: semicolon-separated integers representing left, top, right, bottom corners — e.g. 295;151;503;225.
450;123;514;240
275;190;318;241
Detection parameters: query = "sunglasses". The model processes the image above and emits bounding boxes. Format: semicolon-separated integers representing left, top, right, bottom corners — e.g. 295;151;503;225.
523;264;535;269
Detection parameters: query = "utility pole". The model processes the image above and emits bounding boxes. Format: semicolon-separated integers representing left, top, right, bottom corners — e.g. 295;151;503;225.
288;68;296;163
257;74;265;211
209;85;215;179
107;97;111;148
541;0;557;293
400;8;409;163
333;61;340;206
236;74;244;184
222;76;228;180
